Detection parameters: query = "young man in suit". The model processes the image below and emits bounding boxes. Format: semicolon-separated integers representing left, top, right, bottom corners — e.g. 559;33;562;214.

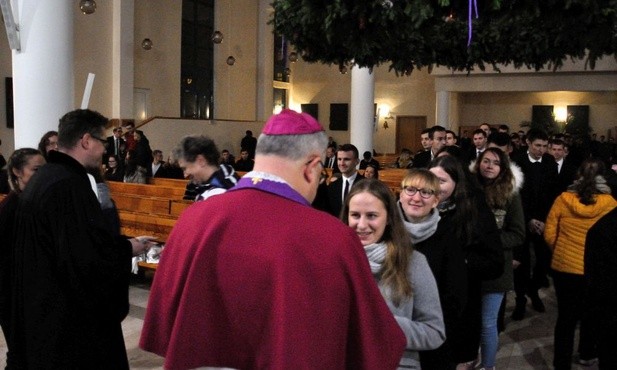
325;143;363;216
550;139;577;194
413;125;446;168
324;144;339;173
511;128;559;320
105;127;125;164
470;128;488;160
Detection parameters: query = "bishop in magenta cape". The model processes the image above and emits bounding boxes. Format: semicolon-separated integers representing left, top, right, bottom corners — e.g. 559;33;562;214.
140;174;406;369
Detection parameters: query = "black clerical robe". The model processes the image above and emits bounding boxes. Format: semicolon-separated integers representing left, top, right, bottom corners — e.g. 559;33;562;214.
11;151;133;369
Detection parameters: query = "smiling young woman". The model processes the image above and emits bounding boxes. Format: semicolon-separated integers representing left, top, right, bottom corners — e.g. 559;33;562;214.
471;147;525;370
341;178;445;369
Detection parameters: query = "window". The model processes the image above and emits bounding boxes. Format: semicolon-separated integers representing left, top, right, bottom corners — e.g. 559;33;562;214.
181;0;215;119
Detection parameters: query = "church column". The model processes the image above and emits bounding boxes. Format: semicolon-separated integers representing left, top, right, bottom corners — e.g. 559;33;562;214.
13;1;73;148
350;66;374;157
435;90;451;129
112;0;134;123
256;0;274;122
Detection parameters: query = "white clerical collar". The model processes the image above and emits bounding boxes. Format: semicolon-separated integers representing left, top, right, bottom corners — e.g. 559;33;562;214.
527;152;542;163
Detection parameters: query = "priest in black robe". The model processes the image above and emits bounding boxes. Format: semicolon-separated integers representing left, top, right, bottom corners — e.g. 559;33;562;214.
10;109;150;369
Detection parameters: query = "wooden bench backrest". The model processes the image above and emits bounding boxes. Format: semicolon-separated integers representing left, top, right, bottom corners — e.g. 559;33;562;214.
117;209;178;241
108;181;186;198
374;154;399;169
147;177;188;188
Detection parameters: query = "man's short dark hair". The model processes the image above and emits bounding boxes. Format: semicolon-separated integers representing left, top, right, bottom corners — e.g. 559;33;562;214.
363;151;372;160
498;124;510;132
421;128;431;135
487;132;511;147
222;149;230;154
174;135;220;165
428;125;446;139
446;130;457;139
153;149;163;156
338;144;359;159
58;109;108;149
526;128;549;142
549;138;565;148
473;128;487;137
246;130;253;136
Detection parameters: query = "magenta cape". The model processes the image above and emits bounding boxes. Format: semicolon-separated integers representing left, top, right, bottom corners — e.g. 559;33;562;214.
140;181;405;369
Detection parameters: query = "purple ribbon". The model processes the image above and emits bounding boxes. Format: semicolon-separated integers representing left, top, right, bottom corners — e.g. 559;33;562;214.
468;0;479;46
230;176;311;207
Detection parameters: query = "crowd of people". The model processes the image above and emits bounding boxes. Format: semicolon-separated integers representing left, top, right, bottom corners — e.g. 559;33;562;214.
0;111;616;369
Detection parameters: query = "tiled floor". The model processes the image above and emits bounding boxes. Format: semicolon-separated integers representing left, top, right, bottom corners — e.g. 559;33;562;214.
0;276;599;370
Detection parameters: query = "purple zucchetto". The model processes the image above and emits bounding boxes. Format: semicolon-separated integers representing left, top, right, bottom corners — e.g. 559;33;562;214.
262;109;324;136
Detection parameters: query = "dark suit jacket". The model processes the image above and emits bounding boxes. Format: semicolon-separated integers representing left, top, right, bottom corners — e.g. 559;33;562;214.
325;173;364;217
152;163;169;178
513;152;558;222
105;136;126;159
412;150;432;168
555;157;578;194
324;156;340;173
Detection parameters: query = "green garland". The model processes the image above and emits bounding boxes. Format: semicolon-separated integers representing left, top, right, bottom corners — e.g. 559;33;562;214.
270;0;617;75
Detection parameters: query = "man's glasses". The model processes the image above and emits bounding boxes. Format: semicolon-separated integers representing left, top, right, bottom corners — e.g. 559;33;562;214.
90;134;107;145
402;186;435;199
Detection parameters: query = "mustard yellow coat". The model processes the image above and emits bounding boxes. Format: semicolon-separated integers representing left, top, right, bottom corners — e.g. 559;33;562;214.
544;191;617;275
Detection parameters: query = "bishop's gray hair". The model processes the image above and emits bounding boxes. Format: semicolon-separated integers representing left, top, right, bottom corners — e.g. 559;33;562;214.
256;131;328;161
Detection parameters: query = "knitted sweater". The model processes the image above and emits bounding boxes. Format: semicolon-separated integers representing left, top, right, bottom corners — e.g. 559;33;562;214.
544;191;617;274
368;248;446;370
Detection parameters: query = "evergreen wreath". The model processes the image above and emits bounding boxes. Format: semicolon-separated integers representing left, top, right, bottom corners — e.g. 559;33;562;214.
271;0;617;75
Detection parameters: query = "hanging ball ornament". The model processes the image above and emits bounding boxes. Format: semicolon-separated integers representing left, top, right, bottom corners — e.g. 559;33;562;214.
226;56;236;66
288;52;298;63
211;31;224;44
381;0;393;9
141;38;153;50
79;0;97;15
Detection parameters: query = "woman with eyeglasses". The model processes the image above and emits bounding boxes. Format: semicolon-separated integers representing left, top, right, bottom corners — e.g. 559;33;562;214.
342;178;445;369
398;169;468;370
427;155;503;370
471;148;525;370
37;130;58;160
104;154;124;182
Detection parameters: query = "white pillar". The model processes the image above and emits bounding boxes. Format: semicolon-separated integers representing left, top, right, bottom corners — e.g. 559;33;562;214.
256;0;274;121
13;1;74;149
350;66;374;158
435;90;451;129
112;0;134;121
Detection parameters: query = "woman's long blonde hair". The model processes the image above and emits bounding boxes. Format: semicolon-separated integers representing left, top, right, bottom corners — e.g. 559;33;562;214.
341;179;413;306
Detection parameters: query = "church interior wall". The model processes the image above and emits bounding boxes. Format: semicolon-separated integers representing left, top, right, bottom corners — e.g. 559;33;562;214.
133;0;182;119
139;118;264;161
74;2;114;116
290;60;437;154
459;91;617;136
